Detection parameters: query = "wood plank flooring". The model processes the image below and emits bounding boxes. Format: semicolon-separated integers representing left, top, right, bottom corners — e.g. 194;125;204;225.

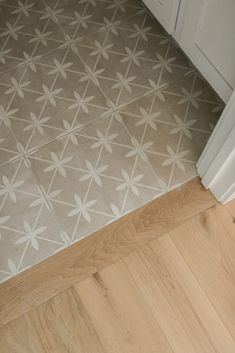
1;188;235;352
0;177;216;327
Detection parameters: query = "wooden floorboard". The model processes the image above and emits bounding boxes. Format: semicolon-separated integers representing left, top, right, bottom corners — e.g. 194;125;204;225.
1;198;235;353
0;178;216;327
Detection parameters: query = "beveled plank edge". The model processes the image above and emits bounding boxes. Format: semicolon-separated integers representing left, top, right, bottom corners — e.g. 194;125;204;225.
0;177;217;327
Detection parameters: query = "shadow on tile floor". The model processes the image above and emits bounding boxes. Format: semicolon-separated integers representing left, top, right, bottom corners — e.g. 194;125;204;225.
0;0;224;283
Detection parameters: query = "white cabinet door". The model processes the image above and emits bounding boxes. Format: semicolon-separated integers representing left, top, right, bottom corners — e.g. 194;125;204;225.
178;0;235;102
142;0;180;34
197;90;235;203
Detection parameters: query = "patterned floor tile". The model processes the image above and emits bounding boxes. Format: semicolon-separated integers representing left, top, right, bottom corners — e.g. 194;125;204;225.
28;115;164;243
0;0;66;74
0;67;28;165
0;0;224;283
1;47;109;153
0;124;19;166
0;158;64;283
76;9;194;108
56;0;145;42
120;72;222;189
0;0;146;75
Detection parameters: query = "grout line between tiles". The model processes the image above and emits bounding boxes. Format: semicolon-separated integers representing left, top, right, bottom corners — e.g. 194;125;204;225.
0;3;147;78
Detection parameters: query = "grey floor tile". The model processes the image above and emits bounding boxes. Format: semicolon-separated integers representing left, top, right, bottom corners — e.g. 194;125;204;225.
0;0;224;283
120;72;222;189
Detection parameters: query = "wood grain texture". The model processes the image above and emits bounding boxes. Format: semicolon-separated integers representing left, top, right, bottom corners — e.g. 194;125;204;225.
0;178;216;327
1;198;235;353
150;235;235;352
170;207;235;343
74;262;173;353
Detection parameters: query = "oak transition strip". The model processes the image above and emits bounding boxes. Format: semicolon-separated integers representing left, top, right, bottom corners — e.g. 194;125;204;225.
2;200;235;353
0;177;217;327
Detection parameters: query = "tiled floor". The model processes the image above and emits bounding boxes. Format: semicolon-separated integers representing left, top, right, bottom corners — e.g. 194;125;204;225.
0;0;223;283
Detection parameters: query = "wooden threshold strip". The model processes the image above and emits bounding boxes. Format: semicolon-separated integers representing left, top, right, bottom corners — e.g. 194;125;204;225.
0;177;216;327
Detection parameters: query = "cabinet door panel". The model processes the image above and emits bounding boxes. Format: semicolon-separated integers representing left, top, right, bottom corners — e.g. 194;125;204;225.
179;0;235;102
143;0;180;34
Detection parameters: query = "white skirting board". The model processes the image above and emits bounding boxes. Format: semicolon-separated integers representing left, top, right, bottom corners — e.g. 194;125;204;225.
197;90;235;204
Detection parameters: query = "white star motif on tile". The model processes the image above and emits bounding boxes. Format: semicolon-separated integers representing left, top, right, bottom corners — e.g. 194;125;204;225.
0;105;18;128
0;176;24;202
67;194;97;223
79;66;104;86
170;115;196;138
0;22;24;40
80;160;108;186
11;1;34;17
48;59;73;78
30;185;61;212
22;52;39;72
15;221;47;251
178;87;202;108
44;152;72;177
0;48;12;64
29;29;52;46
116;170;144;196
4;78;30;98
91;129;117;153
105;100;123;122
58;120;83;145
90;41;113;59
69;92;94;113
112;72;136;93
121;47;144;67
126;137;153;161
23;112;51;136
129;24;152;41
162;145;189;171
60;35;80;54
153;54;176;73
40;6;63;23
102;18;121;35
10;143;33;167
69;12;92;28
136;107;161;131
36;85;62;106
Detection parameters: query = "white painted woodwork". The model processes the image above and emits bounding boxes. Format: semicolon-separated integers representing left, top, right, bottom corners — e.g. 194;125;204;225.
197;90;235;204
142;0;180;34
177;0;235;102
144;0;235;102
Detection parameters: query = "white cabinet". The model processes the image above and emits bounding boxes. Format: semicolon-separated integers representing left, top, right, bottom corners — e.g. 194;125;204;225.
142;0;180;34
178;0;235;102
144;0;235;103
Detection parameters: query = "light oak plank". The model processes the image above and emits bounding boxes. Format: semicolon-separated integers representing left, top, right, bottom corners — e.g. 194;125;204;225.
141;242;217;353
1;287;107;353
219;199;235;242
0;314;44;353
123;250;200;353
28;288;106;353
0;178;216;327
170;208;235;341
149;235;235;352
225;198;235;219
75;261;173;353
